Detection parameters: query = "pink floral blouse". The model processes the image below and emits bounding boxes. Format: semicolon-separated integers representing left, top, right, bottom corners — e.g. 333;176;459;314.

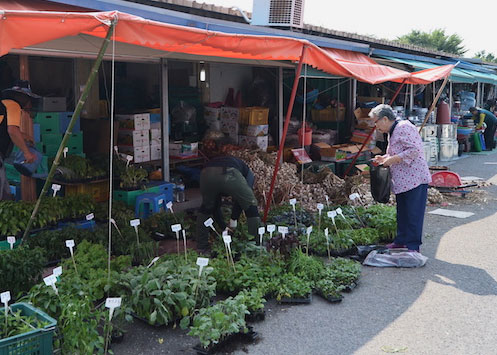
386;120;432;194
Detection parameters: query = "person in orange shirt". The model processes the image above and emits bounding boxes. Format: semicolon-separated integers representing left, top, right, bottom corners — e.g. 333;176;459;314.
0;80;39;200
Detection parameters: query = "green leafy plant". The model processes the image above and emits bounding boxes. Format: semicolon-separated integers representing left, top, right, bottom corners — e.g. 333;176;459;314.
0;246;46;298
119;166;148;190
275;274;312;301
315;278;344;300
57;155;107;182
0;309;50;339
236;288;266;313
266;233;299;258
359;205;397;241
186;295;249;349
287;248;325;284
324;258;361;287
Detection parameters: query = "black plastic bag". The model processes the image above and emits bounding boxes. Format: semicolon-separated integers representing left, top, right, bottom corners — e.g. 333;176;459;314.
370;165;391;203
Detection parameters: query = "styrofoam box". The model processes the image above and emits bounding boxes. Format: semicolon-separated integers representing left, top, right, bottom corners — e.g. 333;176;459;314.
238;135;268;151
241;124;268;137
39;97;66;112
150;122;161;130
116;113;151;131
204;106;221;120
118;145;150;163
150;138;161;146
118;129;150;147
150;144;162;160
221;120;239;135
220;107;240;121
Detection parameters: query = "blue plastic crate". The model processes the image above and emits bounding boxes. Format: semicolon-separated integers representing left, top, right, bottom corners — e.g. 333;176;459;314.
9;185;21;201
33;123;41;143
59;112;80;134
147;181;174;203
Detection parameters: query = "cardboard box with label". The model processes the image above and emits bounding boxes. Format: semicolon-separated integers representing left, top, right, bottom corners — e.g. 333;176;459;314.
169;142;198;158
118;129;150;147
38;97;67;112
220;107;240;121
204;106;221;120
150;144;162;161
238;135;268;152
240;124;269;137
116;113;151;131
118;145;150;163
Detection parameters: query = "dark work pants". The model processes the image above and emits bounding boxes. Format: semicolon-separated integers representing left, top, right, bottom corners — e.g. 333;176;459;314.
484;120;497;150
395;184;428;251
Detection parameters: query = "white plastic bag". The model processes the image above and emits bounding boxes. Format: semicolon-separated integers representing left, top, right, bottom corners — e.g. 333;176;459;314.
363;250;428;268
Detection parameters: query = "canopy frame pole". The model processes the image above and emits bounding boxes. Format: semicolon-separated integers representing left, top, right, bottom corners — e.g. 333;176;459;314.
342;79;407;178
21;20;117;242
300;63;308;183
418;74;450;133
263;45;307;222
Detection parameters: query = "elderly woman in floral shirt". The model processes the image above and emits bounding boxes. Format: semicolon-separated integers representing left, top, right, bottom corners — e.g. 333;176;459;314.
370;104;431;253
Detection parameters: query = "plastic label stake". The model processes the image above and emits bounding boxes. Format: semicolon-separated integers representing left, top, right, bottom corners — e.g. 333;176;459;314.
53;266;62;277
258;227;265;248
65;240;78;275
110;218;123;237
86;213;94;221
324;228;331;260
166;201;174;213
6;236;15;250
290;198;298;229
182;230;187;261
1;291;10;330
267;224;276;239
349;193;359;201
43;274;58;295
204;218;220;237
196;257;209;277
317;203;324;231
51;184;61;197
63;147;68;158
327;210;340;235
306;226;312;256
223;234;235;270
114;146;119;155
147;257;160;268
105;297;122;321
278;226;288;239
130;219;141;244
125;155;133;167
325;195;330;207
171;224;182;255
336;208;353;229
222;230;228;237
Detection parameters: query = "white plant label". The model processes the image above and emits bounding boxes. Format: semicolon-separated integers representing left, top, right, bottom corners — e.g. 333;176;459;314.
86;213;94;221
289;198;297;205
147;257;160;268
158;199;164;206
223;235;232;244
110;218;122;236
63;147;68;158
324;227;329;239
130;219;140;227
278;226;288;239
1;291;10;304
204;218;214;228
349;193;360;201
306;226;313;236
43;274;58;295
114;146;119;154
105;297;122;321
7;236;15;249
336;207;343;216
325;195;329;206
196;257;209;277
171;224;182;233
126;155;133;166
51;184;61;197
327;211;337;219
317;203;324;212
66;239;75;256
267;225;276;233
166;201;173;213
222;230;229;237
53;266;62;277
258;227;265;236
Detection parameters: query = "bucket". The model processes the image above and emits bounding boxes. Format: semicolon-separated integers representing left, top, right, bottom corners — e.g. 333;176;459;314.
298;125;313;146
13;146;43;177
436;101;450;124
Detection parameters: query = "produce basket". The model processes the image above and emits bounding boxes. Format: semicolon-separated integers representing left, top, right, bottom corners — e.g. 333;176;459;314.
0;302;57;355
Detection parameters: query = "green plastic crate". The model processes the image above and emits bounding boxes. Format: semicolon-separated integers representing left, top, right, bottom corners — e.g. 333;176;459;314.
41;133;62;146
0;302;57;355
67;133;83;147
34;112;61;134
42;144;59;157
5;163;20;183
113;188;148;206
0;239;21;251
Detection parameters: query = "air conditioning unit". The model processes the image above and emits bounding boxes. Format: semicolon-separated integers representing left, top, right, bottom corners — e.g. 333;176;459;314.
251;0;305;28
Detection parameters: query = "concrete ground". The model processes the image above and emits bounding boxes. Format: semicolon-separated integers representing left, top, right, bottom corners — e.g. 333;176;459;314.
113;150;497;355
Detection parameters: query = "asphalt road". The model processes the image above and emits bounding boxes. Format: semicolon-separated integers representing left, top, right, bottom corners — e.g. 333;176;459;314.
113;150;497;355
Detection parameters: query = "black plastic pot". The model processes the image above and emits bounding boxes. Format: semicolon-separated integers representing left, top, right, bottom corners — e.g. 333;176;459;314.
314;289;343;303
246;308;265;322
193;325;258;355
278;293;312;304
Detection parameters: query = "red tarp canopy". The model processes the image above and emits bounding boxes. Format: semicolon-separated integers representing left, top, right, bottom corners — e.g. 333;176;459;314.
0;8;453;84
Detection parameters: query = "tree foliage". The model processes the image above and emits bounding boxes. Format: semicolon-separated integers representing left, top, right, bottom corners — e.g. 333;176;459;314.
396;29;466;55
474;50;497;64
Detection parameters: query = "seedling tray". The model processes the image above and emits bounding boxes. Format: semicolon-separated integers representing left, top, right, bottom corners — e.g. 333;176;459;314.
131;312;167;328
315;290;343;303
193;326;257;355
343;281;358;293
246;309;265;322
278;293;312;304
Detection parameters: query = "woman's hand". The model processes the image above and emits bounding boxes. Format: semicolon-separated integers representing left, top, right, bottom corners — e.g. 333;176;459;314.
372;154;388;166
382;155;402;167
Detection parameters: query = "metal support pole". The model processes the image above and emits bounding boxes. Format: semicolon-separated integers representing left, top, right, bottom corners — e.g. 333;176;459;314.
21;20;117;241
278;66;283;144
449;81;453;117
160;58;170;182
409;84;414;112
263;46;307;222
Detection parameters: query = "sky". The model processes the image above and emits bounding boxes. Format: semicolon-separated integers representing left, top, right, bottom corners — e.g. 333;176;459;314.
200;0;496;57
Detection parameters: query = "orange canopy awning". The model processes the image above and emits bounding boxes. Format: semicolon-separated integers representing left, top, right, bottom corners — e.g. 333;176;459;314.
0;8;453;84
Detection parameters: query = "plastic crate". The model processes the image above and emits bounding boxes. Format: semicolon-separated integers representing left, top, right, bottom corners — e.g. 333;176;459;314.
5;163;21;183
41;133;62;146
58;220;96;230
0;239;21;250
0;302;56;355
114;181;174;207
65;180;109;203
33;123;41;143
239;107;269;125
34;112;61;134
59;112;80;134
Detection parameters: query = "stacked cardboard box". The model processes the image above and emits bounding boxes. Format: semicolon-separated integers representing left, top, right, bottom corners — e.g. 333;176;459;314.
117;113;151;163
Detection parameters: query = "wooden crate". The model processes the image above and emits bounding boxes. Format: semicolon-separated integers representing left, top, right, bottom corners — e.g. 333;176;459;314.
311;107;345;122
239;107;269;125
